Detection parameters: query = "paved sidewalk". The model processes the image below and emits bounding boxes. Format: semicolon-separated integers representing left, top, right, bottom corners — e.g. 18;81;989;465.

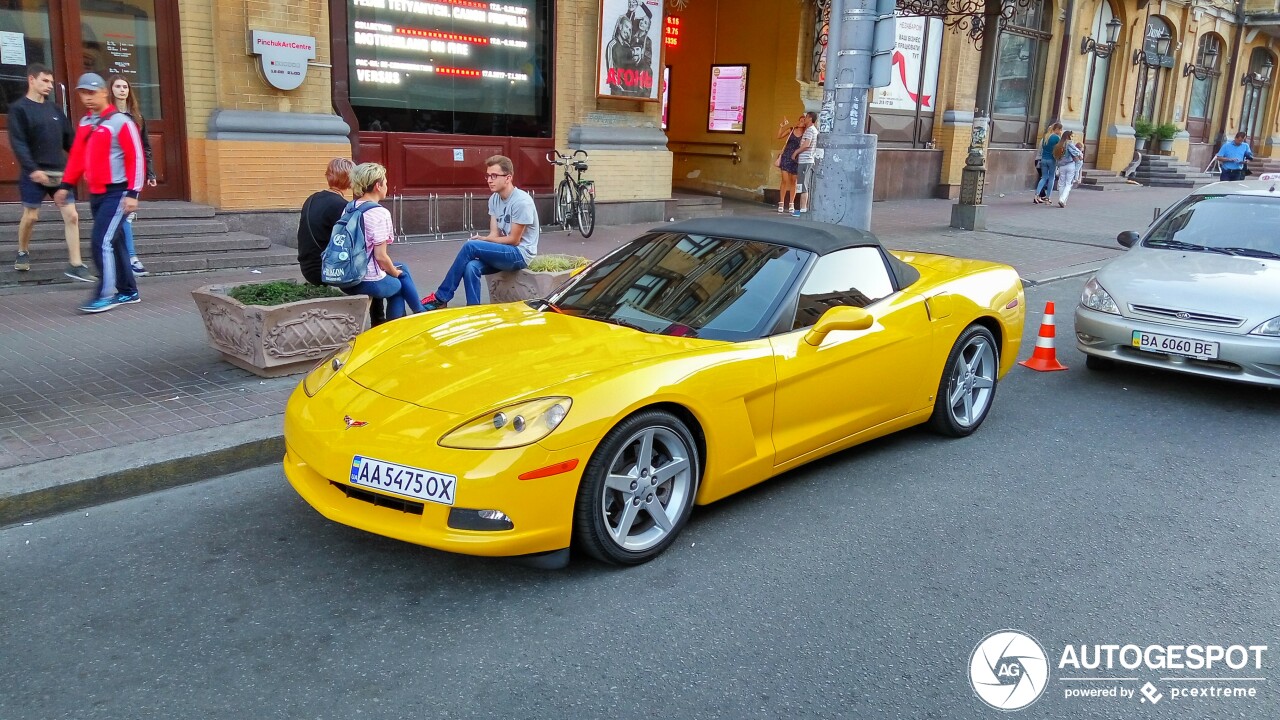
0;185;1194;522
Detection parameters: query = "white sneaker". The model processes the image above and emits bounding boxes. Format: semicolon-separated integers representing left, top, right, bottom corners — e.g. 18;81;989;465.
130;257;148;276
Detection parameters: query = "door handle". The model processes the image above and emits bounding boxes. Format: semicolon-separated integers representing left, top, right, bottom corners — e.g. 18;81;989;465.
58;82;68;115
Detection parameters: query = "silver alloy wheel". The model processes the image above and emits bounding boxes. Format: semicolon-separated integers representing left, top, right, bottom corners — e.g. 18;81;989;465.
945;334;997;428
599;426;693;552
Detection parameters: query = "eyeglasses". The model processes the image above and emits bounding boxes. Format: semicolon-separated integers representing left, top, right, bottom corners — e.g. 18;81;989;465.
484;173;511;180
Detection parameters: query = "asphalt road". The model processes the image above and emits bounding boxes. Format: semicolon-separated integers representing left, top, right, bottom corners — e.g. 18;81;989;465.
3;278;1278;720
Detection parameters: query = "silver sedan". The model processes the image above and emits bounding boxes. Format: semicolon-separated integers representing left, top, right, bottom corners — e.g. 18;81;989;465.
1075;177;1280;387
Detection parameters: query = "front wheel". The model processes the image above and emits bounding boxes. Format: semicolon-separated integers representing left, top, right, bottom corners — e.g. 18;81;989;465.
555;180;574;227
573;410;700;565
928;325;1000;437
576;185;596;238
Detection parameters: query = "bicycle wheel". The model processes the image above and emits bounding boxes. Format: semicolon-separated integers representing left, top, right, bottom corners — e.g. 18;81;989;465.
555;180;574;227
576;185;596;238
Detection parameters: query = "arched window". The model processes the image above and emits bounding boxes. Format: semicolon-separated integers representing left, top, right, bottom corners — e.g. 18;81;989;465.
1082;1;1118;146
1240;48;1275;146
1133;16;1175;122
1186;33;1224;144
990;0;1053;146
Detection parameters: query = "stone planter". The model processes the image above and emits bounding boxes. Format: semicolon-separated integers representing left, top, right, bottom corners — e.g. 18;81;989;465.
1158;139;1175;153
1135;137;1149;151
191;283;371;377
485;255;585;303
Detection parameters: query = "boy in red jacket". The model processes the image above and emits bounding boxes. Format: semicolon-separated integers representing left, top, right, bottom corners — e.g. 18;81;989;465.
54;73;145;313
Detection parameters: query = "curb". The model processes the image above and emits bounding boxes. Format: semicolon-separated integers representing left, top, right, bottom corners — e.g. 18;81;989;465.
0;416;284;528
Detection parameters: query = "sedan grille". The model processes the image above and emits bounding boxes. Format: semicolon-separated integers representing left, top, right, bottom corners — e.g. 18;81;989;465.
332;481;424;515
1128;304;1244;327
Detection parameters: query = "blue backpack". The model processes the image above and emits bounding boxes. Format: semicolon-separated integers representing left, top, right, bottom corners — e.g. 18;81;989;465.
320;201;378;288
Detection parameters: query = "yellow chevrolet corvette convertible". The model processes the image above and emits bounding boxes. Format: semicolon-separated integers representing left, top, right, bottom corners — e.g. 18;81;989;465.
284;218;1025;567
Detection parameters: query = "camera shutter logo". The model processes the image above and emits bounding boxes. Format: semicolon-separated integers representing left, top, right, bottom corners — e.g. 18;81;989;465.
969;630;1050;711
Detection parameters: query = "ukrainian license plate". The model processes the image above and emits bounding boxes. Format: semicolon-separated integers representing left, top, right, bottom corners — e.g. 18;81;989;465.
349;456;456;506
1131;331;1219;360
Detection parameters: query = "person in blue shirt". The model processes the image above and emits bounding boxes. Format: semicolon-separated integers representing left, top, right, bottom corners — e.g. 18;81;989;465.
1033;122;1063;204
1215;132;1254;181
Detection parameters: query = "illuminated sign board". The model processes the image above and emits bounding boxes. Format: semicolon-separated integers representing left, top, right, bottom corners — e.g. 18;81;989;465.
664;15;680;49
348;0;542;117
707;64;748;133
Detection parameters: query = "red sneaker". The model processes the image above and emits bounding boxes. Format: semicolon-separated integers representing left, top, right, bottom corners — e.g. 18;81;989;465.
421;293;448;311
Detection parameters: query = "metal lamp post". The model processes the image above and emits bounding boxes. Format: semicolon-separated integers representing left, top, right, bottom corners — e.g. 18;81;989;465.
1081;16;1122;59
1183;42;1220;80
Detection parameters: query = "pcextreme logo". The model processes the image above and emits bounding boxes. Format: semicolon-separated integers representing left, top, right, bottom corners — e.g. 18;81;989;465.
970;630;1269;711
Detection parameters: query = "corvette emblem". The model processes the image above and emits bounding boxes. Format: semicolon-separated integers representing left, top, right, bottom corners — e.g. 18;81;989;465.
343;415;368;430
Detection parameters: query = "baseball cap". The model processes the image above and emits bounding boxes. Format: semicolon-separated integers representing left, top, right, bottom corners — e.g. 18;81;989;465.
75;73;106;91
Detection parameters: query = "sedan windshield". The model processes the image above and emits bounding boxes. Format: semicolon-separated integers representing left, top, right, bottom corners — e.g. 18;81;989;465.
549;232;811;341
1145;194;1280;256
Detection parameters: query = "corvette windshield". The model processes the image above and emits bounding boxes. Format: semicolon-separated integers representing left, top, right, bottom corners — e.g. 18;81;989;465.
549;233;810;341
1145;194;1280;256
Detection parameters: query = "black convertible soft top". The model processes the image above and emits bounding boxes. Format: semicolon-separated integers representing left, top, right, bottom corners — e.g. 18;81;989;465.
653;216;919;289
655;216;881;256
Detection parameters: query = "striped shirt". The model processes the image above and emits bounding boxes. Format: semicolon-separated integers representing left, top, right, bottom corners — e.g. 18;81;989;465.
362;205;395;281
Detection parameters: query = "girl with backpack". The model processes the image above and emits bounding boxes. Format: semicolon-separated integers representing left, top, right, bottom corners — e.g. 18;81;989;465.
342;163;424;320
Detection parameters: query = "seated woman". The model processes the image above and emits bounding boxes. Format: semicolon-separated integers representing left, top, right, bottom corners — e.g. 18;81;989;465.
344;162;425;321
297;158;385;326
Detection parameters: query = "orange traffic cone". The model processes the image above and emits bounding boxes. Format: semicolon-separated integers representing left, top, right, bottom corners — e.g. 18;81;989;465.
1019;301;1068;372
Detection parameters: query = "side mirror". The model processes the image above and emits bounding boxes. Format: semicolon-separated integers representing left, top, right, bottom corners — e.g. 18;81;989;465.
804;306;874;346
1117;231;1140;248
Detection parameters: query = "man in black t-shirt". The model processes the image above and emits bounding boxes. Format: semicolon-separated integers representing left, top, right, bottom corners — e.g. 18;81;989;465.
8;63;93;281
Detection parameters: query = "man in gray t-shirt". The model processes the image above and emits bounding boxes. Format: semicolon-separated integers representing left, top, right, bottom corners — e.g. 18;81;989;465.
793;112;818;216
422;154;541;308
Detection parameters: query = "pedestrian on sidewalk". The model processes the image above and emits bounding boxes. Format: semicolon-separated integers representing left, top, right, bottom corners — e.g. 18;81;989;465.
793;112;819;217
107;74;156;276
341;162;425;321
297;158;385;326
775;115;803;213
1214;132;1253;181
7;63;94;281
54;73;146;314
421;155;539;309
1033;122;1063;204
1053;132;1084;208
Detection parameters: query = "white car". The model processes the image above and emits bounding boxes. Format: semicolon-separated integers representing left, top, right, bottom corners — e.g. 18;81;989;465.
1075;175;1280;387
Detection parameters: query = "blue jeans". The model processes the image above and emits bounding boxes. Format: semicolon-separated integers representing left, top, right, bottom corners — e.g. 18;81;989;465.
345;263;424;320
1035;160;1056;196
434;240;527;305
122;212;137;258
1220;168;1245;181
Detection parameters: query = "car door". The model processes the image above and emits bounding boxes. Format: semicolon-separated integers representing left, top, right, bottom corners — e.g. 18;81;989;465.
769;247;932;465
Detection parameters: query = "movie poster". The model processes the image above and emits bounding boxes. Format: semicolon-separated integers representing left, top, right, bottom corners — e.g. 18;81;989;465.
597;0;663;101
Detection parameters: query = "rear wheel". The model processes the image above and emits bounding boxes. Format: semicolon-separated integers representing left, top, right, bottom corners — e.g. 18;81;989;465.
929;325;999;437
555;179;574;227
576;185;596;238
573;410;700;565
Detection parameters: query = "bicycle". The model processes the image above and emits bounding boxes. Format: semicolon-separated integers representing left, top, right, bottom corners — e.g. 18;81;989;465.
547;149;596;238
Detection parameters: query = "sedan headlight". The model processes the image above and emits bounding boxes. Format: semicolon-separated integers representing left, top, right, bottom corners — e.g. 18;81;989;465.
1081;277;1119;315
1250;316;1280;337
303;342;353;397
440;397;572;449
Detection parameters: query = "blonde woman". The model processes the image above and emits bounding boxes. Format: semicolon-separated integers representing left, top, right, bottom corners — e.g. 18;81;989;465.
344;163;424;320
1053;131;1084;207
1034;122;1063;204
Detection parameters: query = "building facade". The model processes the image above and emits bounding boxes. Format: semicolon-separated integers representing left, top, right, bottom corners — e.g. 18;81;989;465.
0;0;1275;230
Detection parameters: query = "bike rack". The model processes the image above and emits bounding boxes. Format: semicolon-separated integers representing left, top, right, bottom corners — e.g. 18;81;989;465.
392;194;408;242
429;193;444;240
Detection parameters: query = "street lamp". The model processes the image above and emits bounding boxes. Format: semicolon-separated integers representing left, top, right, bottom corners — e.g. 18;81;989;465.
1184;42;1220;79
1242;56;1274;88
1081;17;1122;59
1133;29;1171;66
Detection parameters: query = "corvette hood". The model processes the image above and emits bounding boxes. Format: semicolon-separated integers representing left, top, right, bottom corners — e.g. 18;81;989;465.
346;304;717;413
1097;249;1280;327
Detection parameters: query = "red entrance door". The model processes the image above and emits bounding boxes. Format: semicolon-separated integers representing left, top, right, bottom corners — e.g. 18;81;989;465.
0;0;187;202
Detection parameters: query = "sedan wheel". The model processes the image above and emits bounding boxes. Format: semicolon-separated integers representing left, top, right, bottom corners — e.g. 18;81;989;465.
929;325;999;437
574;410;700;565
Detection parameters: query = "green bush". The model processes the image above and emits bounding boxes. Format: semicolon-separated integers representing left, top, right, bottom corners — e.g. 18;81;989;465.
1133;118;1155;140
1154;122;1178;141
228;280;344;306
527;255;589;273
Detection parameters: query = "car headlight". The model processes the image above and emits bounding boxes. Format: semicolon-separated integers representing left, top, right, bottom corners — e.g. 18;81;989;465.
302;342;353;397
1250;316;1280;337
440;397;573;450
1081;277;1119;315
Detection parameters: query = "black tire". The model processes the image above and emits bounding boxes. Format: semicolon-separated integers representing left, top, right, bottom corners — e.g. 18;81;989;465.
928;325;1000;438
555;179;574;227
573;410;701;566
576;185;596;238
1085;354;1114;371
